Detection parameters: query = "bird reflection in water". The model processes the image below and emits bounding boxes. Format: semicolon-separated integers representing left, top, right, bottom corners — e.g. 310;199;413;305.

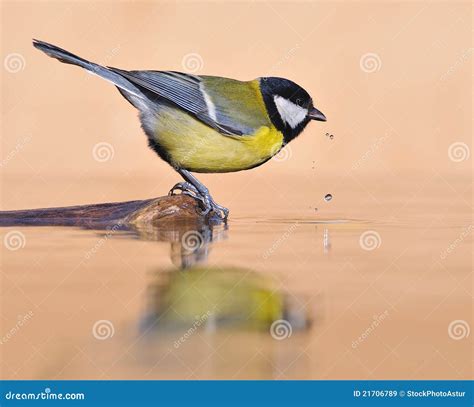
133;223;313;379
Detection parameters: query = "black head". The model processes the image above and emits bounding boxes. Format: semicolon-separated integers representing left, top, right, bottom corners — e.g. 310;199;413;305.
259;77;326;143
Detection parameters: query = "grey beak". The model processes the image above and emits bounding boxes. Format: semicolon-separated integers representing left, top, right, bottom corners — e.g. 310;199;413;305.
308;107;327;122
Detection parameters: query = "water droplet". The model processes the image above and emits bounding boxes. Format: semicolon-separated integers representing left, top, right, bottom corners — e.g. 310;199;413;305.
329;134;334;140
324;194;332;202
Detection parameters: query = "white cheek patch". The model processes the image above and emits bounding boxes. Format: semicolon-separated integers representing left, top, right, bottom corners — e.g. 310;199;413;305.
273;95;308;128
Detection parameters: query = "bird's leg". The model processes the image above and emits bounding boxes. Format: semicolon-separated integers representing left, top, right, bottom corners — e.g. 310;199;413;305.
176;169;229;220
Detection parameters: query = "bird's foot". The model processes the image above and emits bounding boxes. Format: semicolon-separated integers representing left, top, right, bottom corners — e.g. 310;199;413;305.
169;182;200;199
199;192;229;221
169;182;229;221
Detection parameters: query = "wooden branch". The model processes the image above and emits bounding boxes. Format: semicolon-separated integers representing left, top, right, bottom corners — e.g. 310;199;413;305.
0;195;211;229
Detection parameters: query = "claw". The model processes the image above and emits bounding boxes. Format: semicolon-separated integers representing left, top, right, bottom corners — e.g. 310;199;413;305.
168;182;199;197
169;181;229;221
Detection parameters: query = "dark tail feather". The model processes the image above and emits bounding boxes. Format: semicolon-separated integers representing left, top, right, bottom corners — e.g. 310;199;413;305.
32;39;145;100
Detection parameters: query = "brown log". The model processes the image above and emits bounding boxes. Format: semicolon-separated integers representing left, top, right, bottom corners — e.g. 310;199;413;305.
0;195;212;229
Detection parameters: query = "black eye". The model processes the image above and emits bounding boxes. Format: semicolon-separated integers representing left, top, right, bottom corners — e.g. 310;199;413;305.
295;98;305;107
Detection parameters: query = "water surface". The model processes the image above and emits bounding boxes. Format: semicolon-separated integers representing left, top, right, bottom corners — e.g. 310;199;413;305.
1;175;471;380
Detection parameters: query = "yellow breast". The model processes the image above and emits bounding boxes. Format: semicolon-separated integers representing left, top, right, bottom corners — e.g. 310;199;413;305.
153;106;284;173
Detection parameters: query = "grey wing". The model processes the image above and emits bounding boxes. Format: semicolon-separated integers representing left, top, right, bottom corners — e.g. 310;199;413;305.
107;69;243;136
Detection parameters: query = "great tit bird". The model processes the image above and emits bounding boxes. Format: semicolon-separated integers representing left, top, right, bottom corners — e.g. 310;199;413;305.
33;40;326;220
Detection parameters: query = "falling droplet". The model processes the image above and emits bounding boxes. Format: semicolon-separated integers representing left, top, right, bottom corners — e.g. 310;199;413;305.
324;194;332;202
329;134;334;140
